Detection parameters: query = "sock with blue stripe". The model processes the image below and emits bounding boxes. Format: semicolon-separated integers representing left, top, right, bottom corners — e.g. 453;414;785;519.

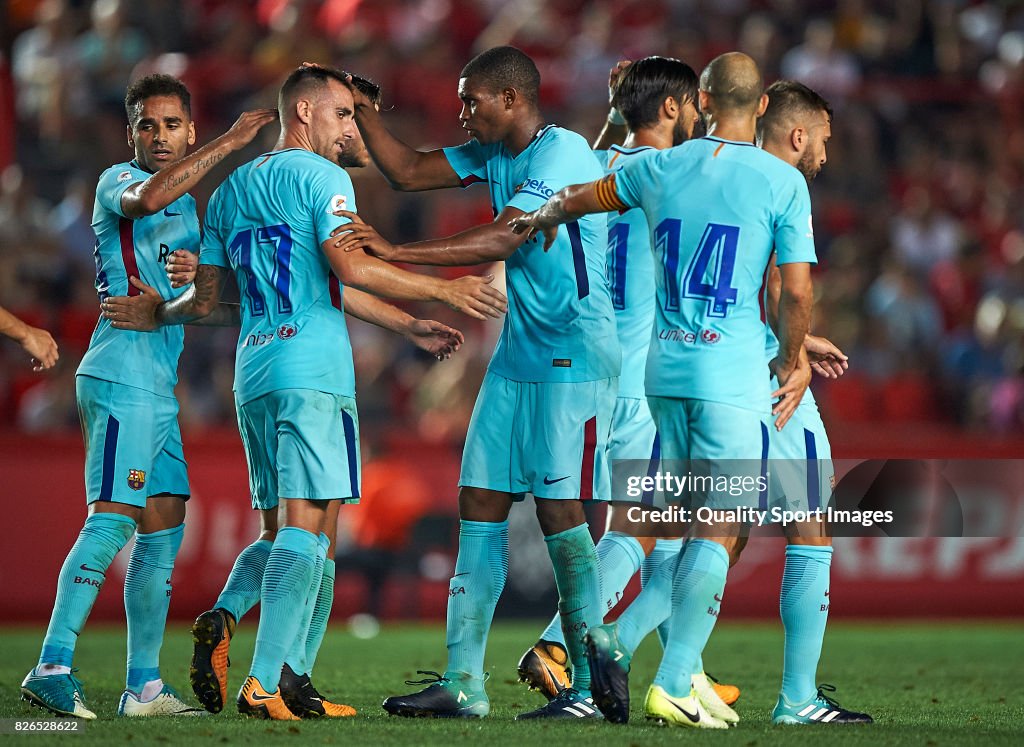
39;513;136;667
617;539;680;654
780;544;833;704
445;520;508;679
249;527;320;691
545;523;602;693
653;539;729;697
539;530;644;646
305;557;336;676
284;533;328;676
641;538;684;649
124;523;184;692
214;538;272;624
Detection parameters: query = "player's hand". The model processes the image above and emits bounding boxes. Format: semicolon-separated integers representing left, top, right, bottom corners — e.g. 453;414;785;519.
223;108;279;150
508;211;559;251
20;326;58;371
804;334;849;379
101;277;165;331
344;73;374;111
439;274;507;320
331;210;397;260
770;349;812;430
608;59;632;102
405;319;465;360
166;249;198;288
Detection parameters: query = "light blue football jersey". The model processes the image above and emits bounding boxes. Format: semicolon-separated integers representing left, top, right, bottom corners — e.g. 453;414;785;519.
763;252;819;410
612;136;817;412
200;149;356;406
598;145;657;400
443;125;620;383
77;160;197;397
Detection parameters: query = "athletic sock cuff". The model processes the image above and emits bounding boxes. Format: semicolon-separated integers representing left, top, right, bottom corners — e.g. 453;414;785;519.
459;519;509;536
543;522;590;544
785;544;833;563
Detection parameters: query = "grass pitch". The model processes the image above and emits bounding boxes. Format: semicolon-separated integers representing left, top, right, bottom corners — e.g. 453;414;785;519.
2;620;1022;745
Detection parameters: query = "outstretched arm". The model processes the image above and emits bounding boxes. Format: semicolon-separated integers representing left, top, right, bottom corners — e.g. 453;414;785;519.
101;267;236;330
120;109;278;218
349;82;462;192
331;207;528;266
325;238;506;320
343;287;464;360
508;176;614;250
0;305;58;370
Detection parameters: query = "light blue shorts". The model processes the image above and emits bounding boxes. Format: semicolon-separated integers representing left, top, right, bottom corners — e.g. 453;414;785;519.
77;375;189;507
768;401;834;513
646;396;768;509
608;396;661;505
460;372;617;500
236;389;361;509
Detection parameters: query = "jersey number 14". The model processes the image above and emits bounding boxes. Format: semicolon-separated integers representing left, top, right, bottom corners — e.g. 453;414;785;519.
658;219;739;318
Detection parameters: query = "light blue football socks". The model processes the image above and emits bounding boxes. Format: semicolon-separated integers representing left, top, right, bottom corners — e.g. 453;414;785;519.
214;538;272;624
617;538;679;654
305;557;336;676
124;522;184;692
641;537;684;648
538;530;644;646
652;539;729;697
545;523;602;693
445;520;509;679
39;513;136;667
284;533;328;676
780;544;833;704
248;527;320;691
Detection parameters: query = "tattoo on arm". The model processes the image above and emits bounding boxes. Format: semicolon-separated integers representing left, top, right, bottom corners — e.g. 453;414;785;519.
156;265;225;324
163;152;225;192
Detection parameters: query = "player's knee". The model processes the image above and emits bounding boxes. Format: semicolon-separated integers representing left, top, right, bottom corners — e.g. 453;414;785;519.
729;534;749;566
534;497;585;536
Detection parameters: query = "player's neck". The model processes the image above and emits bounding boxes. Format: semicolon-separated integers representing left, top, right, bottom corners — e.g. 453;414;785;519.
625;127;672;151
276;126;310;154
704;115;756;144
503;113;547;156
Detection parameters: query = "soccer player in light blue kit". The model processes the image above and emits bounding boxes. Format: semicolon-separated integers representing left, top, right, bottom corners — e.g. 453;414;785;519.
510;52;816;728
20;74;277;719
103;64;505;720
516;55;721;705
332;46;620;719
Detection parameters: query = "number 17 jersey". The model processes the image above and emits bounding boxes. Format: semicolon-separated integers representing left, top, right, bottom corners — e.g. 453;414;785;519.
200;148;356;406
609;136;817;412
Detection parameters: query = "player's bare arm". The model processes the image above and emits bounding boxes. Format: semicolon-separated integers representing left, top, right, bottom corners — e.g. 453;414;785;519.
770;261;814;429
0;305;59;370
324;237;507;321
120;109;278;218
508;176;612;250
332;207;528;265
101;267;239;330
343;287;464;360
765;254;848;379
348;80;462;192
593;60;632;150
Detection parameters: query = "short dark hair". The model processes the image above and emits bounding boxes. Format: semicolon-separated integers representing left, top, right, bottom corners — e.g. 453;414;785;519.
348;73;383;108
612;57;698;131
124;74;191;124
460;46;540;103
279;63;351;113
759;80;833;143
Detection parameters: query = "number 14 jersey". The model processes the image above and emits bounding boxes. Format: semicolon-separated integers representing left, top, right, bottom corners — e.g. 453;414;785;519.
200;148;357;405
608;136;817;412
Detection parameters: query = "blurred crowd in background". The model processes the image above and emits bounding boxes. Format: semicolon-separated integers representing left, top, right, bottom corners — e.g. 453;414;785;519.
2;0;1024;441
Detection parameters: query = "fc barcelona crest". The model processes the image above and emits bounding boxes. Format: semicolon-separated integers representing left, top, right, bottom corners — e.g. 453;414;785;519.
127;469;146;491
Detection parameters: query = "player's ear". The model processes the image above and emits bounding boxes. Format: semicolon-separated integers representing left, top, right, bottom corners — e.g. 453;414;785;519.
790;126;805;153
187;121;196;147
126;124;135;149
503;86;516;109
663;96;679;121
697;89;710;113
295;98;313;125
756;93;769;117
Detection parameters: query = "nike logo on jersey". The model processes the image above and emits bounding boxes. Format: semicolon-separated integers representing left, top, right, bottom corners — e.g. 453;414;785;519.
163;208;182;217
79;564;105;575
543;475;571;485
